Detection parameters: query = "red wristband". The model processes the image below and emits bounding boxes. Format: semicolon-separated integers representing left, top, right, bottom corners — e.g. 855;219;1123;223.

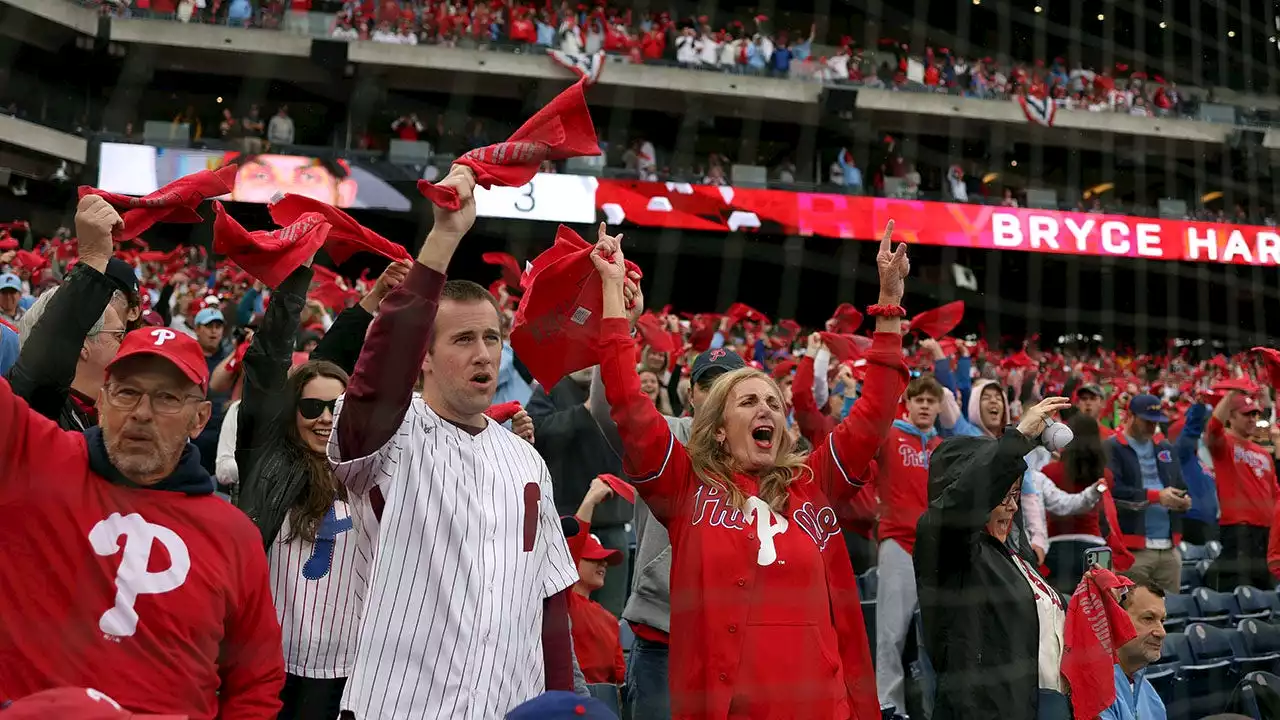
866;304;907;318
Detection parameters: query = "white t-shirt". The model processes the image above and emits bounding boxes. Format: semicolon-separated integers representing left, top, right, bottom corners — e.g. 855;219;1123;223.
1012;552;1067;692
269;497;378;678
696;34;719;65
675;34;697;64
329;396;578;719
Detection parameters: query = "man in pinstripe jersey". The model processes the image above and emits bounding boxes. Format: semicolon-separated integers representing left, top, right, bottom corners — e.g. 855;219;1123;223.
328;164;579;719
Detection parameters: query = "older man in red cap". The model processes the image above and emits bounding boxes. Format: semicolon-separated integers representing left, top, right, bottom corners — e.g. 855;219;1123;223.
0;322;283;717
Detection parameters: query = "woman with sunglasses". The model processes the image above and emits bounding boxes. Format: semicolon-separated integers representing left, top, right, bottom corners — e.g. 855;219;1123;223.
915;396;1076;720
233;255;387;720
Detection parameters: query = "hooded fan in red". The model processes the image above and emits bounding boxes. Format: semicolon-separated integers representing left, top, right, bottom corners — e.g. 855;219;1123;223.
418;78;601;210
78;165;238;242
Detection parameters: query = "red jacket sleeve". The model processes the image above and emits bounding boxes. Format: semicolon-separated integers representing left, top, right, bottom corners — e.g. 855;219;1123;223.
0;376;88;505
598;317;694;527
216;537;285;719
792;355;835;446
806;332;908;508
335;262;445;462
1269;499;1280;581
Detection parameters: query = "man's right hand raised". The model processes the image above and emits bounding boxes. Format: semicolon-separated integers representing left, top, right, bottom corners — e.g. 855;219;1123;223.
74;195;122;273
419;165;478;273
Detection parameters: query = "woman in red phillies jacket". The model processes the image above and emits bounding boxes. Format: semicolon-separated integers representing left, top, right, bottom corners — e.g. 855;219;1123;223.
590;225;909;720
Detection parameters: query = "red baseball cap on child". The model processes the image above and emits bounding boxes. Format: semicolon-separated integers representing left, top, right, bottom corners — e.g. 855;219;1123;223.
0;687;186;718
105;327;211;392
580;533;623;566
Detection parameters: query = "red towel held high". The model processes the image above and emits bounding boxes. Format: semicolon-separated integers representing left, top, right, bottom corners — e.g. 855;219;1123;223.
79;165;238;242
268;193;411;265
910;300;965;339
1062;568;1137;720
418;79;600;210
212;201;332;288
819;332;873;363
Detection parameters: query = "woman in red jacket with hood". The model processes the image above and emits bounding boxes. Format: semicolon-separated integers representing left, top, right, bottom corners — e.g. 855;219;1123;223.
590;224;909;719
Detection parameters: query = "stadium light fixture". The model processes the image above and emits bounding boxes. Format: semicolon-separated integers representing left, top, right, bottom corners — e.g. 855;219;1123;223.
1159;21;1167;28
1228;30;1236;37
1097;13;1105;20
1010;160;1018;167
972;0;980;5
1034;5;1042;12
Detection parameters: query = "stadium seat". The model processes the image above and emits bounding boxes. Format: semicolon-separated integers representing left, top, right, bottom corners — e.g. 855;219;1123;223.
1183;623;1239;718
619;619;635;653
1236;587;1275;621
1153;632;1189;673
586;683;622;717
1144;667;1182;718
859;567;879;601
1194;587;1242;628
1181;542;1209;563
1237;671;1280;719
1237;619;1280;676
1207;540;1223;560
1165;594;1196;632
1180;564;1202;594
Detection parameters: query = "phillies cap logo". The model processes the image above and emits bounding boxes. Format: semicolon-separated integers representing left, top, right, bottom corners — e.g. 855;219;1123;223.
708;349;727;362
1157;450;1173;463
150;328;178;346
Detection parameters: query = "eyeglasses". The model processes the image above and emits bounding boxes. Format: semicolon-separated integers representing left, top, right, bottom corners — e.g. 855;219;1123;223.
103;383;204;415
91;330;127;344
297;397;338;420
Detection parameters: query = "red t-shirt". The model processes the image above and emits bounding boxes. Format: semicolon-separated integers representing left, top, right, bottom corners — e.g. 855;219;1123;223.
1206;416;1278;527
565;519;626;683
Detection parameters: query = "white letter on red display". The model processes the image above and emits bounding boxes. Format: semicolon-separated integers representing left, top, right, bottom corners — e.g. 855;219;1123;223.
1186;228;1217;261
1135;224;1163;257
1064;218;1095;252
1101;222;1131;254
992;213;1023;247
1258;232;1280;266
1222;230;1254;264
1029;216;1060;249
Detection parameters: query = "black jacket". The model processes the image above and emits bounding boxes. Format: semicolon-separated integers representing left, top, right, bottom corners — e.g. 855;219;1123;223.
235;266;376;548
7;263;116;431
914;430;1048;720
527;376;629;527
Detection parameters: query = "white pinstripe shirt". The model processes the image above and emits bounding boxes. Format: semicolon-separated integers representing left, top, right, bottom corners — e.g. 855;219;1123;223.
328;395;578;720
268;497;378;679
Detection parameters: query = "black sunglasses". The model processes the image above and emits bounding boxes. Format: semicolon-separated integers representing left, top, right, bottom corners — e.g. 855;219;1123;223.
297;398;338;420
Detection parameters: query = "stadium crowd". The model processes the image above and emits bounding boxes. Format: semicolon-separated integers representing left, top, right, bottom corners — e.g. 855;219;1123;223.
3;82;1280;720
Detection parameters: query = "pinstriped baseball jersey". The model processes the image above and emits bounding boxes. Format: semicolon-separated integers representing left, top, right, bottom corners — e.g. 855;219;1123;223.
327;395;578;720
268;497;379;680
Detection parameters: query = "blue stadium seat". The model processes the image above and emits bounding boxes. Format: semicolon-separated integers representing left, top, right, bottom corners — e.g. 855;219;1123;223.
1206;540;1223;560
1165;594;1196;633
619;619;635;653
1180;542;1209;563
1144;667;1183;719
1236;586;1275;621
1183;623;1239;718
587;683;622;717
1180;564;1202;594
1237;619;1280;676
859;567;879;601
1193;587;1242;628
1153;631;1189;673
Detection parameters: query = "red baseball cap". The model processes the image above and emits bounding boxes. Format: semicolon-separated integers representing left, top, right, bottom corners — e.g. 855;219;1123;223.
105;327;210;392
1230;394;1262;416
0;688;186;718
580;533;622;566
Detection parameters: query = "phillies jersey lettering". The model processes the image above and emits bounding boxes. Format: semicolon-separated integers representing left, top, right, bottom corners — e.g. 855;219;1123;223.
692;486;842;562
897;443;930;469
301;502;355;581
87;512;191;638
1234;445;1273;478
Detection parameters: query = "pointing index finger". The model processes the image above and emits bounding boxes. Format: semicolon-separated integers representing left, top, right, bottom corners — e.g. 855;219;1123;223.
879;220;895;254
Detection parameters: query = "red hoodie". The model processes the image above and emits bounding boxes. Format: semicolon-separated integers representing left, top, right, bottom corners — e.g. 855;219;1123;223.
0;378;283;718
874;422;941;555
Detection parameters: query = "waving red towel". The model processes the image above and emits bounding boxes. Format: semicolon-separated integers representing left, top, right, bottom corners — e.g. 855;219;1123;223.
725;302;769;327
509;224;640;389
482;251;525;288
79;165;238;242
1062;568;1137;720
1254;347;1280;388
828;303;863;334
910;300;965;339
819;332;873;363
0;237;17;252
268;193;411;265
417;79;600;210
485;401;524;424
635;312;676;354
10;250;49;274
212;201;332;287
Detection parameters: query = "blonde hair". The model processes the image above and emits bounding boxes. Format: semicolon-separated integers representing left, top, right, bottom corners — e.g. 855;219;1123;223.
686;367;811;513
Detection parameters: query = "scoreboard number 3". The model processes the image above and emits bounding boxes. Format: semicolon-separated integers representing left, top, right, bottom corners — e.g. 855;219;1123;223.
515;182;536;213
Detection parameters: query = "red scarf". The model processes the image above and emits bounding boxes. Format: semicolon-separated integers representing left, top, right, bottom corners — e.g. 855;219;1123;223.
418;78;601;210
1062;568;1136;720
211;201;332;287
79;165;238;241
268;193;412;265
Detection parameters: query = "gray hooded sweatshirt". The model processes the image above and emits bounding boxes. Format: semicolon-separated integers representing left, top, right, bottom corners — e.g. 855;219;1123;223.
588;368;689;634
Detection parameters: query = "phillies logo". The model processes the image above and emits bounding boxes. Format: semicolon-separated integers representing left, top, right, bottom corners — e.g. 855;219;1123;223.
302;502;354;580
150;328;177;345
791;501;840;552
707;349;727;362
88;512;191;638
898;444;929;469
691;485;746;531
744;496;788;566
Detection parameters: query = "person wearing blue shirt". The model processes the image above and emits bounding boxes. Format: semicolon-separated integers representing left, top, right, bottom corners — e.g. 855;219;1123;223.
1175;402;1219;545
1100;572;1168;720
493;342;533;407
226;0;253;27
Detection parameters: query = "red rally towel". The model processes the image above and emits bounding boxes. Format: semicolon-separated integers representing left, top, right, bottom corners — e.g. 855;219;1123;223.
485;401;523;423
634;312;676;354
911;300;965;339
79;165;238;242
819;332;872;363
509;224;640;390
482;251;525;289
1254;347;1280;388
828;303;863;334
598;473;637;504
212;201;332;287
417;78;601;210
268;193;411;265
1062;568;1137;720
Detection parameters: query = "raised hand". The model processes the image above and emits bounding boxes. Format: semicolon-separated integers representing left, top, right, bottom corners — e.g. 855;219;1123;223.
590;221;626;285
360;259;412;313
75;195;123;272
511;409;535;445
1016;396;1073;438
430;165;477;242
875;220;908;304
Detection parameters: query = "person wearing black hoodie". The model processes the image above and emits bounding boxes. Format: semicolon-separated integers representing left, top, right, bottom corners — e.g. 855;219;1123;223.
915;396;1074;720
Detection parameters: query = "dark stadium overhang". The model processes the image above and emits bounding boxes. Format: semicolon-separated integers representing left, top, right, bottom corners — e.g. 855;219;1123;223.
0;114;87;166
0;0;96;51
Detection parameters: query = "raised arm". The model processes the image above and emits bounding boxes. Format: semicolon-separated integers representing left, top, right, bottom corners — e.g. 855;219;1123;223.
237;264;312;454
593;225;694;526
333;166;476;481
309;260;410;375
807;222;909;506
792;341;834;446
7;197;118;422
